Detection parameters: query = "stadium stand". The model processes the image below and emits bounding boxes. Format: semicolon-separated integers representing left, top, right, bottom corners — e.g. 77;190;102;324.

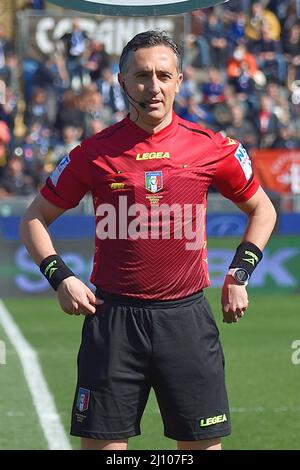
0;0;300;214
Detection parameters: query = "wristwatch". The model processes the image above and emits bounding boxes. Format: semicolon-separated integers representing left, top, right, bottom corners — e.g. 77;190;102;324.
227;268;250;286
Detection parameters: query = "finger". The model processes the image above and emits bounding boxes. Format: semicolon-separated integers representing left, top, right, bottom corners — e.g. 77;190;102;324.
223;311;240;323
80;301;97;315
223;314;233;324
66;297;96;315
86;290;104;306
64;306;81;315
222;310;229;323
62;301;80;315
235;308;246;318
86;289;97;304
63;308;81;316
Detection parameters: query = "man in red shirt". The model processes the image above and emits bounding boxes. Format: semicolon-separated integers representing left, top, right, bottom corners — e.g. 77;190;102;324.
20;31;276;451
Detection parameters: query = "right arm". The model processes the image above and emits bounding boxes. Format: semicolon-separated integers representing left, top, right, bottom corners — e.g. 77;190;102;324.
20;193;102;316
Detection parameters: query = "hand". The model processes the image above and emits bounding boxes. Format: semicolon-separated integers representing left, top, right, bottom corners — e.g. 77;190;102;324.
221;275;249;324
57;276;103;316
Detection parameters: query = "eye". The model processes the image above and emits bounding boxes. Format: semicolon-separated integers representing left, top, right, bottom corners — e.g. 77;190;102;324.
159;73;172;81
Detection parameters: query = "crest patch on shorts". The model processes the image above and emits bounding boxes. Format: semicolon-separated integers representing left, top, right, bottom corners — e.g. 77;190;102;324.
76;387;90;412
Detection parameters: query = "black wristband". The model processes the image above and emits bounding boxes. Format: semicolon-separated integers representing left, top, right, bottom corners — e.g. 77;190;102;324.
229;242;263;277
40;255;75;291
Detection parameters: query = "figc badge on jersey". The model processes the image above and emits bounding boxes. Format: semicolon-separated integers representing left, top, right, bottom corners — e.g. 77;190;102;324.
145;171;163;193
234;144;253;181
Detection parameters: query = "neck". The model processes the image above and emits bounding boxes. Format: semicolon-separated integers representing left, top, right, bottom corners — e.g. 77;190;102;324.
129;109;173;134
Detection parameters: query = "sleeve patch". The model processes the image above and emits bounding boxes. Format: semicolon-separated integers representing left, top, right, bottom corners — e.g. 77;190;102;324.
225;137;237;146
50;155;71;186
234;144;253;181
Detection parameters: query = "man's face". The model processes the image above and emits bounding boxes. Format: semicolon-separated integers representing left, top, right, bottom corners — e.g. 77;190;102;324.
119;45;183;129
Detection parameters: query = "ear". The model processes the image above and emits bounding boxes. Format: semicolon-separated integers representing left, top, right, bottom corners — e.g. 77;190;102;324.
175;72;183;94
118;73;125;90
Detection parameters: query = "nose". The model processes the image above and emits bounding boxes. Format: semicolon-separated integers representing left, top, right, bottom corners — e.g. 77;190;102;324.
148;76;160;95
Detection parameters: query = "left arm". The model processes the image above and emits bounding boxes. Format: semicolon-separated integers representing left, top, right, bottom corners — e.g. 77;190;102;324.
222;186;277;323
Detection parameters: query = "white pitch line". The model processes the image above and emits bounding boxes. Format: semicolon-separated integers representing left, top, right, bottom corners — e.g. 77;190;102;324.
0;300;71;450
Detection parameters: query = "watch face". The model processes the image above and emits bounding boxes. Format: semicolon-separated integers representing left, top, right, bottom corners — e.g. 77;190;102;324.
235;269;249;283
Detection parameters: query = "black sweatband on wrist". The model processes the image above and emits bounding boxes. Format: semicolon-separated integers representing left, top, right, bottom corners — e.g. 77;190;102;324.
40;255;75;291
229;242;263;277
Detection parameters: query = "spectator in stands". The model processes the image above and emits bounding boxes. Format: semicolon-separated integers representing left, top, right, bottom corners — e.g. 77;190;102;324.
251;26;286;84
204;11;228;68
267;0;289;23
290;101;300;141
245;2;281;42
0;155;35;196
51;125;83;165
202;67;225;107
281;1;300;44
226;11;247;56
224;106;258;149
61;20;88;90
226;43;259;96
55;90;85;137
21;123;51;186
0;120;10;177
265;81;290;125
0;86;17;133
175;65;200;111
79;86;113;135
97;67;126;118
283;22;300;87
0;25;14;87
178;95;215;126
84;39;110;83
25;87;54;129
0;25;13;66
189;10;210;68
273;124;300;148
256;95;279;147
34;53;69;98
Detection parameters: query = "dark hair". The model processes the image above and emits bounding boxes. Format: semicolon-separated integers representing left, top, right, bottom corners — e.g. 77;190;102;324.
119;30;182;73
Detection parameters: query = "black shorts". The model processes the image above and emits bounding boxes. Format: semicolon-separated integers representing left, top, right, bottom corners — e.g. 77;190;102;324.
70;290;231;441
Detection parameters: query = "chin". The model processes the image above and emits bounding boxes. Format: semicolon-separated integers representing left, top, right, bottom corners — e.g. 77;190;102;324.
145;108;169;121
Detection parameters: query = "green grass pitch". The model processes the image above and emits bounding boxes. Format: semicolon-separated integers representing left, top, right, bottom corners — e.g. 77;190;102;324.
0;291;299;450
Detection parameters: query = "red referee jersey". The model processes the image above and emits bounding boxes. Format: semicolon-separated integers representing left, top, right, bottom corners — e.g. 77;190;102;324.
41;113;259;300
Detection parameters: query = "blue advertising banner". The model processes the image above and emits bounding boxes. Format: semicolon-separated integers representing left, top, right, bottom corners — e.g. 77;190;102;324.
0;214;248;240
1;214;299;241
278;214;300;234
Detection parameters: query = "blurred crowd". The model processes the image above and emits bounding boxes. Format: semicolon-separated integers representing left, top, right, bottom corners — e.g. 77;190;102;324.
1;0;300;197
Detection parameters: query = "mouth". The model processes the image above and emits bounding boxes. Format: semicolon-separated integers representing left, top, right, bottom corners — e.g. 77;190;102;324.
146;100;162;107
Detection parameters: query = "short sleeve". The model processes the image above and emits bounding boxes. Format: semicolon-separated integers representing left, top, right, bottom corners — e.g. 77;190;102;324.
40;143;91;209
212;134;259;203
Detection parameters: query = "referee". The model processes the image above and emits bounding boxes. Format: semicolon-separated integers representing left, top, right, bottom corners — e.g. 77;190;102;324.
20;30;277;450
